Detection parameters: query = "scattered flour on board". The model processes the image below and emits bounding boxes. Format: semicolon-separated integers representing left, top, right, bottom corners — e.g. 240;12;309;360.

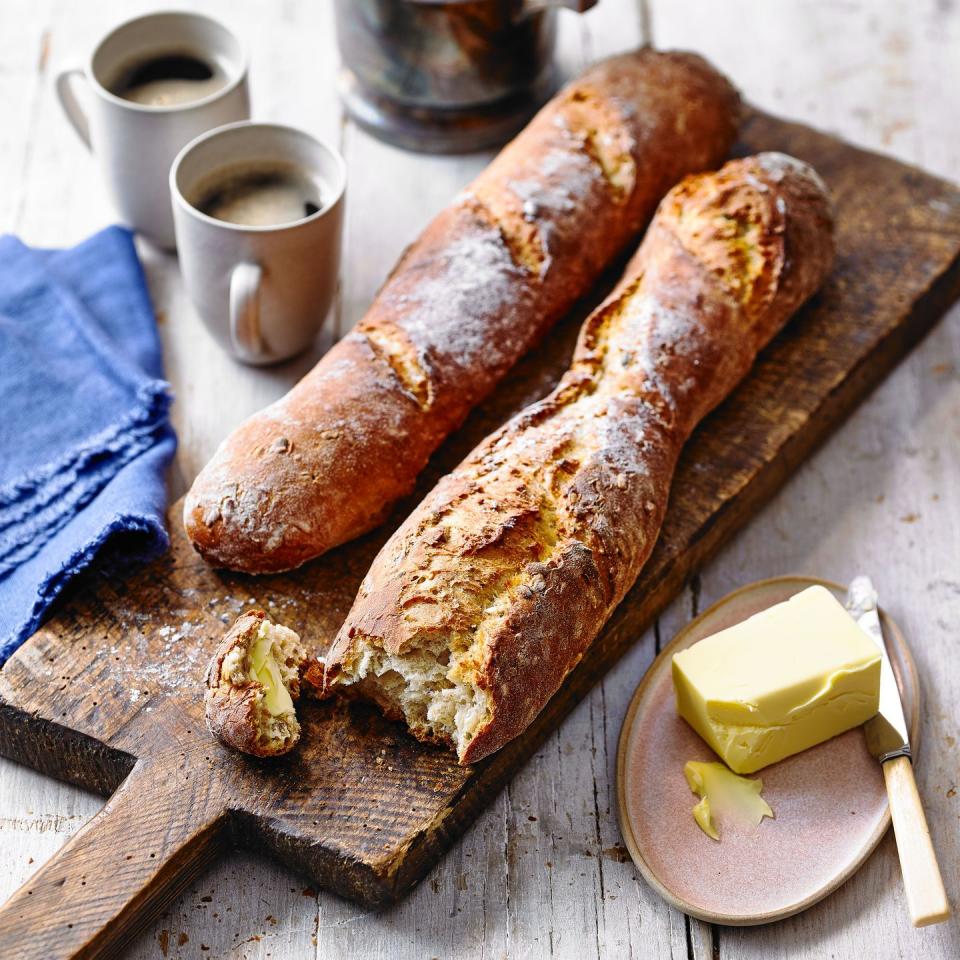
108;617;214;690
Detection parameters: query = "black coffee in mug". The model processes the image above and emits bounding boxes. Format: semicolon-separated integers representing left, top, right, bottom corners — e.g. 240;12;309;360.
192;163;324;227
110;52;229;107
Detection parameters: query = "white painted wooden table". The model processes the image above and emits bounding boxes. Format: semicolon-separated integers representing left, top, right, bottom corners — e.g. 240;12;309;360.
1;1;958;957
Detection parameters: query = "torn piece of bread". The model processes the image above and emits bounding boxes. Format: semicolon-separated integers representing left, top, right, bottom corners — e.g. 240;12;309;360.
205;610;306;757
321;153;836;765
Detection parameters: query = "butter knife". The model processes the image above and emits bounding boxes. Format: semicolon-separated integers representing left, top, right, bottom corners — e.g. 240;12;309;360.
847;575;951;927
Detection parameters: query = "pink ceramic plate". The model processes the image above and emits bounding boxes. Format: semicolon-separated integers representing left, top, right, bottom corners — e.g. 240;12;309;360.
616;576;920;925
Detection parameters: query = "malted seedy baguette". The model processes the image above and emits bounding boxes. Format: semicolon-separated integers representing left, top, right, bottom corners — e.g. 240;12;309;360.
319;153;836;764
183;49;740;573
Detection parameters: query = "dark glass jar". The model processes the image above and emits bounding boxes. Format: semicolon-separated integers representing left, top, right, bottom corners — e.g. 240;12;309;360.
334;0;597;153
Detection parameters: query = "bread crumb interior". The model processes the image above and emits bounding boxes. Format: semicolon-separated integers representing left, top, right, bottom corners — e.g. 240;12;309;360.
346;640;492;757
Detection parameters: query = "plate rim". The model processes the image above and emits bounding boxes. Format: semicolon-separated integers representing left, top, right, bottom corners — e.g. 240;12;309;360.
614;573;921;927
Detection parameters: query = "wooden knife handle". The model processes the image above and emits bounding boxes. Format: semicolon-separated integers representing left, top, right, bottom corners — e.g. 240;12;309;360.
0;759;229;959
883;754;952;926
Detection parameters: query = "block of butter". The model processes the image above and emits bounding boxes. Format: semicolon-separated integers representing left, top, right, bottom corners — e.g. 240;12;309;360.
673;585;881;774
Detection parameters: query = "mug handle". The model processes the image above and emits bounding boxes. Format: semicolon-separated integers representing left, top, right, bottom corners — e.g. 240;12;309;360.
55;65;92;149
229;262;266;362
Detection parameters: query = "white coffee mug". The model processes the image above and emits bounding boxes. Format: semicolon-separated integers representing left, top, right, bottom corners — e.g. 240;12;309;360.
170;122;347;365
55;11;250;249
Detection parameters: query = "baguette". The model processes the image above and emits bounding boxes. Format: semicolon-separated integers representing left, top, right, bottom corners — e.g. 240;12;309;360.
319;153;836;764
184;49;740;573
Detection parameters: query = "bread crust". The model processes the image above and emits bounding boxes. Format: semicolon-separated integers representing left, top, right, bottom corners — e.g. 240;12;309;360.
184;48;741;573
323;154;836;764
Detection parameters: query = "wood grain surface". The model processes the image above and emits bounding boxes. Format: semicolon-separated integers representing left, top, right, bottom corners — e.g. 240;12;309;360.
0;107;959;958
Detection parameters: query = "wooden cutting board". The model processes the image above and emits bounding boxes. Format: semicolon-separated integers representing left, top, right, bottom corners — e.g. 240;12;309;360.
1;110;959;960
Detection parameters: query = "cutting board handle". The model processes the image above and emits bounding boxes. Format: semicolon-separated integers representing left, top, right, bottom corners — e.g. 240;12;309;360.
0;757;228;959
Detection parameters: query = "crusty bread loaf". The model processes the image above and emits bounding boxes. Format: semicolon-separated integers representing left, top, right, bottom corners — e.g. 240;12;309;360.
318;153;836;764
183;49;740;573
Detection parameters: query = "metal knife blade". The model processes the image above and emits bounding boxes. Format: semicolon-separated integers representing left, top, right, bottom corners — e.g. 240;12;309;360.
846;575;911;763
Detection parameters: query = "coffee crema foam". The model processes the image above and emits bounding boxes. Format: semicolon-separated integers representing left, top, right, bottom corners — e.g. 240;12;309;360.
110;52;229;107
191;163;324;227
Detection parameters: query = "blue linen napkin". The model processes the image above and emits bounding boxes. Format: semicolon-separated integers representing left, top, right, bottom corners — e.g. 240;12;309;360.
0;226;176;663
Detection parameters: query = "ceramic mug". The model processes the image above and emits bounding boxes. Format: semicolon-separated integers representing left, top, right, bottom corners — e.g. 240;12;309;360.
170;121;346;365
55;11;250;248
